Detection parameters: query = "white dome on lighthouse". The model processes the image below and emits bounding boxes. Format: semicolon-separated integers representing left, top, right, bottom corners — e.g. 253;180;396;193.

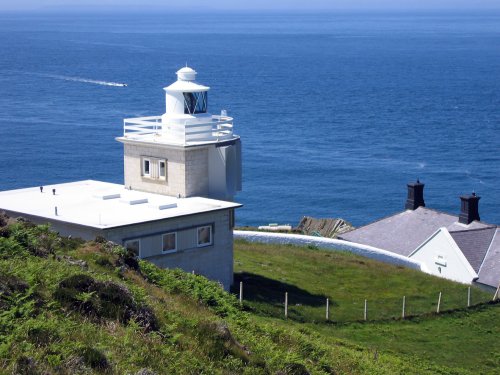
176;66;197;81
164;66;209;93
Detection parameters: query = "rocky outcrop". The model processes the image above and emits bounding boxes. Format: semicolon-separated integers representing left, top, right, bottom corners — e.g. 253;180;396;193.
297;216;354;238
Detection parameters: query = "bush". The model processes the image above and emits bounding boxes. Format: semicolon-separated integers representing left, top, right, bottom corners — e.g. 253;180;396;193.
0;237;27;259
80;346;109;370
13;356;40;375
8;223;60;257
54;274;158;331
0;273;29;310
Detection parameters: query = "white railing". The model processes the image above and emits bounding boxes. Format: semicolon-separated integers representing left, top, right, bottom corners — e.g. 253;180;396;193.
123;115;234;143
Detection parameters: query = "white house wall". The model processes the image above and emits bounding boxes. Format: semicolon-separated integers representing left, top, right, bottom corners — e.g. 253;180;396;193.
410;228;477;284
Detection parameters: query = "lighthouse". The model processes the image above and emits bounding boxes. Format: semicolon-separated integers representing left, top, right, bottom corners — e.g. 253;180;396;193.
117;66;242;201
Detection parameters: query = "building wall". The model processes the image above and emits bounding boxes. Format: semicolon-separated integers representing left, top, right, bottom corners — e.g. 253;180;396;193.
3;208;234;290
185;148;209;197
123;142;210;198
1;210;103;241
104;209;234;290
410;229;477;284
123;142;186;196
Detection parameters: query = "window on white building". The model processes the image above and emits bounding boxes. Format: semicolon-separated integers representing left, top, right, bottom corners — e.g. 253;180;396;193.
159;160;166;179
162;232;177;253
143;159;151;177
197;225;212;247
124;239;141;258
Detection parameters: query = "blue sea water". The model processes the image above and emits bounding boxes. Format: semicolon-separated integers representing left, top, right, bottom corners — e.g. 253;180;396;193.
0;12;499;227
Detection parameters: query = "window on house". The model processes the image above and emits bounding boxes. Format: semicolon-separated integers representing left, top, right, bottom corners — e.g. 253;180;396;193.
143;159;151;177
159;160;166;179
162;232;177;253
124;239;141;258
197;225;212;247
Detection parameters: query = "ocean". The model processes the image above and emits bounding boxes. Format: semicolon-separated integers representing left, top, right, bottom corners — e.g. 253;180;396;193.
0;11;499;227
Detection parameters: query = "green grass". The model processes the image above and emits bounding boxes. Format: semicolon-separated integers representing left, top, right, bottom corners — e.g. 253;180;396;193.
2;220;498;374
234;239;492;323
3;219;471;374
234;239;500;373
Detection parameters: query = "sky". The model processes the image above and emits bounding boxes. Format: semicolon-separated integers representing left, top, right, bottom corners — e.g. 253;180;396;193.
1;0;499;12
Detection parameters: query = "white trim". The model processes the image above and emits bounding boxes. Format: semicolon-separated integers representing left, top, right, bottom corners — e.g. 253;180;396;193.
124;238;141;258
161;232;177;254
409;227;442;257
477;228;498;275
197;225;213;247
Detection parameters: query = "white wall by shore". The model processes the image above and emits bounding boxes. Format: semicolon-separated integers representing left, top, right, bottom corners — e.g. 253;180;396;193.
234;230;426;272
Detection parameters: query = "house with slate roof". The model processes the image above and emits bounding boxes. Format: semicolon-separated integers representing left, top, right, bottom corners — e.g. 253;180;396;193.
339;181;499;291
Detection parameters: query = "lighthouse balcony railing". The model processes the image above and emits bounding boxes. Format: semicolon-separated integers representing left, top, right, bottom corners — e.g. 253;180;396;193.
123;115;234;142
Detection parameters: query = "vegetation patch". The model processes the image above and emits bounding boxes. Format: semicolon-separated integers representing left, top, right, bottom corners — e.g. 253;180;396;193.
54;274;158;331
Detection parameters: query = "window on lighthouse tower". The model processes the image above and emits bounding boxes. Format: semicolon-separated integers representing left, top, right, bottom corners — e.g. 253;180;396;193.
183;92;207;114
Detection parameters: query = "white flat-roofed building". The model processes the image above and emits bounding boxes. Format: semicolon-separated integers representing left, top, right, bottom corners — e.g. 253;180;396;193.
0;180;241;289
0;66;244;290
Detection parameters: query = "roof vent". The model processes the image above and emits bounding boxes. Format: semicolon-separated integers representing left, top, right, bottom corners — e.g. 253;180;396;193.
93;192;121;200
150;202;178;210
120;197;148;205
405;180;425;210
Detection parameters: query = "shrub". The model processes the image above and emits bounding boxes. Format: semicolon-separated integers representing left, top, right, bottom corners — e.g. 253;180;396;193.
13;356;40;375
80;346;109;370
0;273;29;310
54;274;158;331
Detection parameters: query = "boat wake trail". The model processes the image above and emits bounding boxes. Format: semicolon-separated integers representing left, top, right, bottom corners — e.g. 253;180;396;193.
25;72;127;87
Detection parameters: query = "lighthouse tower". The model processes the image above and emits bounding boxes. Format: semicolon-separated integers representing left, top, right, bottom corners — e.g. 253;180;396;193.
117;67;242;201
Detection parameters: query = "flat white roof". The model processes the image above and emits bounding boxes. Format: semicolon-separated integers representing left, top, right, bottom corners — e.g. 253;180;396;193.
0;180;241;229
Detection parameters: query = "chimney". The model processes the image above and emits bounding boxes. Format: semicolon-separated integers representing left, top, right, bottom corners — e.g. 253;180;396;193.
459;192;480;224
405;180;425;210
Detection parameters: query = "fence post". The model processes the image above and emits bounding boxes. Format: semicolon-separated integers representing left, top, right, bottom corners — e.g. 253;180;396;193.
285;292;288;319
239;281;243;304
364;299;367;321
467;286;471;307
493;282;500;301
326;298;330;321
402;296;406;319
436;292;442;313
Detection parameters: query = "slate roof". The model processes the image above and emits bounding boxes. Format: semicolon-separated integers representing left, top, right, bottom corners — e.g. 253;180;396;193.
449;227;497;273
476;229;500;289
339;207;459;256
339;206;499;288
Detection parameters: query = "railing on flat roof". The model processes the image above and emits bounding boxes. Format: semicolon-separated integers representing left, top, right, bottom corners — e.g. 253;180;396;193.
123;115;234;143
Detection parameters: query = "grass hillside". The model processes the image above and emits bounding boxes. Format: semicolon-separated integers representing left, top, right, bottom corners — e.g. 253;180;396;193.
234;239;500;374
0;217;498;374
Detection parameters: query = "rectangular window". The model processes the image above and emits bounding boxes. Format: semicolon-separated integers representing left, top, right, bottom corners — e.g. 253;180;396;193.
159;160;166;179
197;225;212;247
229;209;235;229
162;232;177;253
143;159;151;177
124;239;141;258
183;92;207;114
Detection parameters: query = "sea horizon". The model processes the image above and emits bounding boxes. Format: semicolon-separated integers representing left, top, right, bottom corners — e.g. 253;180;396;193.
0;10;498;227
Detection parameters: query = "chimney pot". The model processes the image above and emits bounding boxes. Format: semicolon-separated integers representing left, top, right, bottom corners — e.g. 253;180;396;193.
405;180;425;210
459;193;480;225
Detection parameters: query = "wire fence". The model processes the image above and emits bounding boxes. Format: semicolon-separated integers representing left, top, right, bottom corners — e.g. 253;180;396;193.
235;281;500;323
